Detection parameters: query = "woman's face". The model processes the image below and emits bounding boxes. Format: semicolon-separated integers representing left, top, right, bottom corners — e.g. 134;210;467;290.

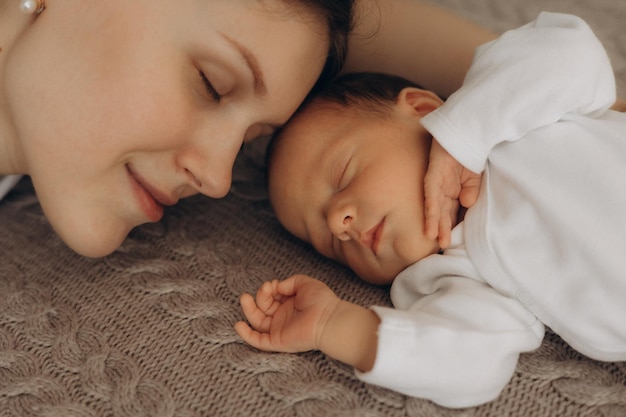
4;0;328;256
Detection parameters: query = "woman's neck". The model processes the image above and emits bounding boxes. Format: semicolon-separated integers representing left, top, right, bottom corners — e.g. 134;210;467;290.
0;3;33;174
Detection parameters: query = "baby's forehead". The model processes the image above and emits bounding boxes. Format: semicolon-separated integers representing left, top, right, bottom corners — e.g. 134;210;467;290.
268;105;344;214
277;103;346;150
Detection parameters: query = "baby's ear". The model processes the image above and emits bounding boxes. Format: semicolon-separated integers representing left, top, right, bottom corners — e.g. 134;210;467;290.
396;87;444;117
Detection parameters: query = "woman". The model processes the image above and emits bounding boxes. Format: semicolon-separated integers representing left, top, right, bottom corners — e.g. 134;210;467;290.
4;0;595;258
1;0;354;256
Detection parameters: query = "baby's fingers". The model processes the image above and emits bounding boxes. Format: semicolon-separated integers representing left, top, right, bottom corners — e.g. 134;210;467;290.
459;172;482;209
437;205;452;249
424;180;444;241
255;280;284;315
240;293;273;333
234;321;277;352
424;204;442;241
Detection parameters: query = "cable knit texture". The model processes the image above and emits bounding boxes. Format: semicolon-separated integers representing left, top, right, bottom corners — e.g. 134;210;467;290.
2;1;625;416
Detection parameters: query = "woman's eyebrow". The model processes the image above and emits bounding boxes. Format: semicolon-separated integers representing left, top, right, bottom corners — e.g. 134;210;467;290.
220;33;267;97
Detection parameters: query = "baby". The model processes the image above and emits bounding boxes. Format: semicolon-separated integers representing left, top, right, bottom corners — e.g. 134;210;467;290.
235;13;626;408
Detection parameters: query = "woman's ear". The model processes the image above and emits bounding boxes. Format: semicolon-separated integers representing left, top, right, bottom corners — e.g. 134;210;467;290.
396;87;444;117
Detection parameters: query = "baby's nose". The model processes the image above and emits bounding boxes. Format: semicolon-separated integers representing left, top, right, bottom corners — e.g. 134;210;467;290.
328;203;356;241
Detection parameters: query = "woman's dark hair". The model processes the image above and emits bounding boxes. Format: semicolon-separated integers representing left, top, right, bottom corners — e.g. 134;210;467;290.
288;0;355;91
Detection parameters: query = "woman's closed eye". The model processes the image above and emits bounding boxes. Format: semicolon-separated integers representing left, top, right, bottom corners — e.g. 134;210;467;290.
198;70;222;103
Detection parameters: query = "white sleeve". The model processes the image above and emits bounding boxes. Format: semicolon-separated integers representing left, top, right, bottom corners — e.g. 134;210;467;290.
355;252;544;408
420;12;616;173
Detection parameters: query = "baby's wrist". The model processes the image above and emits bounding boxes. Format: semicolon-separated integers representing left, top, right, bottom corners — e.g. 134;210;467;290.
315;296;343;352
317;300;381;372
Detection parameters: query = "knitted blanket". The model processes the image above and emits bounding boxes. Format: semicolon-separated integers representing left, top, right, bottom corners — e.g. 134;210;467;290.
2;1;625;416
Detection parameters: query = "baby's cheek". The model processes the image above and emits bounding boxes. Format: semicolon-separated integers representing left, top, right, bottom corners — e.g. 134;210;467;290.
395;235;437;267
343;248;394;286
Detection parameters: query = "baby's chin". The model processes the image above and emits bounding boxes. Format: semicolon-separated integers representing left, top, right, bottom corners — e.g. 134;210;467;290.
354;263;404;286
359;246;439;285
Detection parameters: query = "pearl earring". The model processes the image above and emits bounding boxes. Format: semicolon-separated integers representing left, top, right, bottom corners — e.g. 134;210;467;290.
19;0;45;14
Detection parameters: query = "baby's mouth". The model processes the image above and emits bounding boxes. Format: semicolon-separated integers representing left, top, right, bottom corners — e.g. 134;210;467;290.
362;218;385;256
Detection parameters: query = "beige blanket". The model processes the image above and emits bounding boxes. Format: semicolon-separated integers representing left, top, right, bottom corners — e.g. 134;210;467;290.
2;1;625;416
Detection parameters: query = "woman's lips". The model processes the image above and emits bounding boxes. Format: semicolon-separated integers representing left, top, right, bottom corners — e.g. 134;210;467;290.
126;164;175;222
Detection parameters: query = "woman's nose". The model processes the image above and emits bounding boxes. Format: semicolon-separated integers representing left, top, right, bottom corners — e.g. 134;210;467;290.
195;163;233;198
327;201;356;241
177;136;242;199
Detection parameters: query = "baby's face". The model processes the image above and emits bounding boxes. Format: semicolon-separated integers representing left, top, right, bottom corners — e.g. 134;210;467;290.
269;101;440;284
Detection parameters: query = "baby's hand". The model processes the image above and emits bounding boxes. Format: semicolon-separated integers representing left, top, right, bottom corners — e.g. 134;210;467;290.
235;275;340;353
424;139;482;248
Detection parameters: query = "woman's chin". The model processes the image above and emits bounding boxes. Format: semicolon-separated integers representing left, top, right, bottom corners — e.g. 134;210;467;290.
56;224;129;258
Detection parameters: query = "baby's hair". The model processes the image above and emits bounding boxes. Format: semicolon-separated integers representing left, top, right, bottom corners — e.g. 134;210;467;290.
311;72;420;105
302;72;424;118
266;72;422;171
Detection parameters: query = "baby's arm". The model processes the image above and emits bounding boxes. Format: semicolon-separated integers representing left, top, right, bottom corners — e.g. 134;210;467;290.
422;13;616;174
235;275;380;372
422;13;618;246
